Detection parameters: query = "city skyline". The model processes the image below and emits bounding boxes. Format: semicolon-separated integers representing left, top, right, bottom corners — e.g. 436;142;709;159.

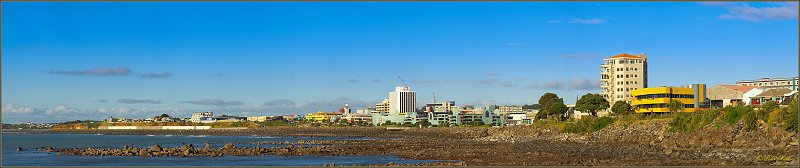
3;2;798;123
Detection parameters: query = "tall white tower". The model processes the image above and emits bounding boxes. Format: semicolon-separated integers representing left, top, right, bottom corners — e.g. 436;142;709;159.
600;53;648;104
389;86;416;114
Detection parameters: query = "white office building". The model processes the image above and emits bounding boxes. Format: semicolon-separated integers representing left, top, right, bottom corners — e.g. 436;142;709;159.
389;86;417;114
190;112;213;123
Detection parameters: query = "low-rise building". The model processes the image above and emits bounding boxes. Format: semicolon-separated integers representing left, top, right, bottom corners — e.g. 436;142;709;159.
631;84;708;113
247;116;270;122
749;88;796;105
737;77;799;91
340;113;372;123
707;85;757;108
190;112;213;123
306;111;340;122
566;104;591;119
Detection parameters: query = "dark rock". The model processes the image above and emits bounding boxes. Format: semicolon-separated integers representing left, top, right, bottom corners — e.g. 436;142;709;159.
17;147;26;151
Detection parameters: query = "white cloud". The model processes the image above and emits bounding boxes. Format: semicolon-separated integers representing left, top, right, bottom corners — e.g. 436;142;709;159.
525;80;564;90
2;104;40;115
568;77;601;90
709;2;798;22
568;18;607;24
2;104;182;123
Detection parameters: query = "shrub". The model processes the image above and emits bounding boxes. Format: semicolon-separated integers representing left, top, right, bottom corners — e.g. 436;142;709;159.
562;116;615;133
721;105;753;125
668;109;721;132
779;98;798;133
700;110;719;125
742;111;758;131
590;116;615;131
668;112;692;132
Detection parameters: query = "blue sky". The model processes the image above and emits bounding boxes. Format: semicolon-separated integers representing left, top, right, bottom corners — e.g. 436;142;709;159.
2;2;798;123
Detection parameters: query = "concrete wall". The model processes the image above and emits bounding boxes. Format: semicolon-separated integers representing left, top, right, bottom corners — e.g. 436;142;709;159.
707;85;744;100
162;126;211;130
104;126;138;130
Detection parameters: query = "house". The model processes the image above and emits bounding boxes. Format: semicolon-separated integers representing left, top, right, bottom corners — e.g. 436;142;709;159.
749;88;795;105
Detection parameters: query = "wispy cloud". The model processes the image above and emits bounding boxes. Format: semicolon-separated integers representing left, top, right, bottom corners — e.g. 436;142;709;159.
117;98;163;104
346;79;359;83
262;99;297;107
211;97;375;115
568;18;607;24
370;79;382;83
706;2;798;22
568;77;601;90
477;78;498;85
499;82;518;88
48;67;131;77
413;80;441;84
546;20;563;24
207;73;224;77
561;53;603;60
94;99;108;103
141;72;172;79
524;80;563;90
505;42;525;46
180;99;244;106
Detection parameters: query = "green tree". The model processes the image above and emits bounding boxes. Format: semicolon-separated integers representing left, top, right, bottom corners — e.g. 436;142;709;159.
611;101;634;115
159;113;170;118
575;93;610;116
667;99;685;113
538;93;559;109
536;93;566;119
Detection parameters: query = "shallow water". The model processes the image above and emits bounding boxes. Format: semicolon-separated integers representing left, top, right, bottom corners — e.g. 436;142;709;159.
2;133;441;166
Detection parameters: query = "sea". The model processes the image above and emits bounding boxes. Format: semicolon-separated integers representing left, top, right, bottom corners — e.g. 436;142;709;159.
2;132;444;166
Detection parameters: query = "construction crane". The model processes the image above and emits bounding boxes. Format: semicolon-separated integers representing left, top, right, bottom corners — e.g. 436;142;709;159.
398;76;409;88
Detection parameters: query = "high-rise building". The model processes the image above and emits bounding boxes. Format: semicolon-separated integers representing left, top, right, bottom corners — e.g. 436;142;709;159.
600;53;648;104
389;86;417;114
372;86;418;125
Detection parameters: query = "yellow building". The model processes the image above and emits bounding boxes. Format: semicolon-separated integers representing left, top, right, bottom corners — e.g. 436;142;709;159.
631;84;707;113
305;111;339;122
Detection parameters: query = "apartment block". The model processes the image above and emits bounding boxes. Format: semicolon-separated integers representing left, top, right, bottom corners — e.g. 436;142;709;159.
600;53;648;104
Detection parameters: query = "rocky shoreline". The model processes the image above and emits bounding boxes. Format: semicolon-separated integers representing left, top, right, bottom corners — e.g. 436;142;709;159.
12;119;800;166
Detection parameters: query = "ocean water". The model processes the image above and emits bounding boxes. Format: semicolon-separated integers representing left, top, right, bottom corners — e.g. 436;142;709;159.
2;133;444;166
